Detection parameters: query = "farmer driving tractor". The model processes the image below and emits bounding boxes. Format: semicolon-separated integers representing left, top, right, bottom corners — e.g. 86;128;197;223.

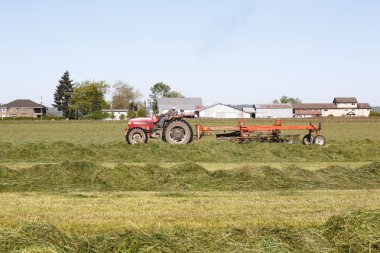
159;106;177;127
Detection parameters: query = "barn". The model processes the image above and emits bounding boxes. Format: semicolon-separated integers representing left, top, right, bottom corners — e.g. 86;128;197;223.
197;103;251;118
254;104;293;118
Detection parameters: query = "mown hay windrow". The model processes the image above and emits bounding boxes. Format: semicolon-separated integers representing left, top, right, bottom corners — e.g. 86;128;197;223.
1;161;380;192
0;223;78;252
2;140;380;163
1;211;379;252
0;165;18;178
323;210;380;253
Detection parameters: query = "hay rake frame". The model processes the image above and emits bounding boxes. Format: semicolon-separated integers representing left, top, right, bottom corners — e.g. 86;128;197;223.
196;120;325;145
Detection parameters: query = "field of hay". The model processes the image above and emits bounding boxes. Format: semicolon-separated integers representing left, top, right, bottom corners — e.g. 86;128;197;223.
1;118;380;252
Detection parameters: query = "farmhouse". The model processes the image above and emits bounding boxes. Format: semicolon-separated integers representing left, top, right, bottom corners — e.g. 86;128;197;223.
2;99;47;118
294;97;371;117
157;97;202;117
254;103;293;118
197;103;251;118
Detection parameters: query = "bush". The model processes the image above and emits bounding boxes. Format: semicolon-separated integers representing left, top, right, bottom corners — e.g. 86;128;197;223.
119;114;126;121
88;112;109;120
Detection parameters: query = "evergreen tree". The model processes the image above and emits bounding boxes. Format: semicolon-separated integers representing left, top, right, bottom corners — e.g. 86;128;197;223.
53;71;75;119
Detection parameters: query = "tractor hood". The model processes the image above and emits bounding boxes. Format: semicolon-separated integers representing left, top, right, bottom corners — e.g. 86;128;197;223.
128;117;154;125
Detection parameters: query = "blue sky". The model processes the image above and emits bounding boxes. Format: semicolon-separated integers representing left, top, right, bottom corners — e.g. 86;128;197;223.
0;0;379;106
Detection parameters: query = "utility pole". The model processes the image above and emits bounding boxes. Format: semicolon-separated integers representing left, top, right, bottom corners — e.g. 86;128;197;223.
144;100;147;116
40;96;43;120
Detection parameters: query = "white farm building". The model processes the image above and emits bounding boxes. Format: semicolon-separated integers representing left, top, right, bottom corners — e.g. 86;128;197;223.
101;109;129;120
197;103;251;119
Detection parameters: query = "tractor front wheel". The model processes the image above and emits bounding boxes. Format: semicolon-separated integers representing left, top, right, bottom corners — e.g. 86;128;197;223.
126;127;148;144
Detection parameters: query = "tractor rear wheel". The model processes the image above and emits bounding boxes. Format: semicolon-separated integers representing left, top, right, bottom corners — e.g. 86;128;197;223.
162;126;167;142
302;134;314;145
126;127;148;144
313;135;326;145
164;120;193;144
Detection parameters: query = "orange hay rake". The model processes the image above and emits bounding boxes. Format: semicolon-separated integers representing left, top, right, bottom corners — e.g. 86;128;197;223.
196;120;325;145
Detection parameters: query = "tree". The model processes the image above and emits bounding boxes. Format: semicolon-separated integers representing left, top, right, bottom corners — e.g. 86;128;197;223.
149;82;184;112
273;95;302;104
111;81;142;109
52;71;75;119
127;101;146;118
166;90;184;98
70;80;109;119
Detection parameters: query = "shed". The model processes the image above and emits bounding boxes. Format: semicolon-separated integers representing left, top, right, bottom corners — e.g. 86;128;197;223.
254;103;293;118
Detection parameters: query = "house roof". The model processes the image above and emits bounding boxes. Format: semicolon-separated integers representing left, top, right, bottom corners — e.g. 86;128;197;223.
296;111;321;115
242;107;256;113
3;99;47;108
254;103;292;109
228;104;253;110
157;97;202;110
358;103;371;109
333;97;358;103
293;103;337;109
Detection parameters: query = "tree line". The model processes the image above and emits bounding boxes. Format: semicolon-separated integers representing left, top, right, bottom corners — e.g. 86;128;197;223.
53;71;183;119
53;71;302;120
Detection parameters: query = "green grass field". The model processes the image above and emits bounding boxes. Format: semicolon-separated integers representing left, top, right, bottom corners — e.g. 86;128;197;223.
1;118;380;144
1;118;380;252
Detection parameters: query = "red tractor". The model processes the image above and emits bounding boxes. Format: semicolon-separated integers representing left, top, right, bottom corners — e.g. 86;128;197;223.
125;115;194;145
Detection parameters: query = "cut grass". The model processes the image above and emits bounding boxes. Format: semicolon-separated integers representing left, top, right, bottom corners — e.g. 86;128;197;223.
0;161;372;171
0;191;380;235
1;140;380;163
1;119;380;252
2;161;380;192
1;210;380;252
